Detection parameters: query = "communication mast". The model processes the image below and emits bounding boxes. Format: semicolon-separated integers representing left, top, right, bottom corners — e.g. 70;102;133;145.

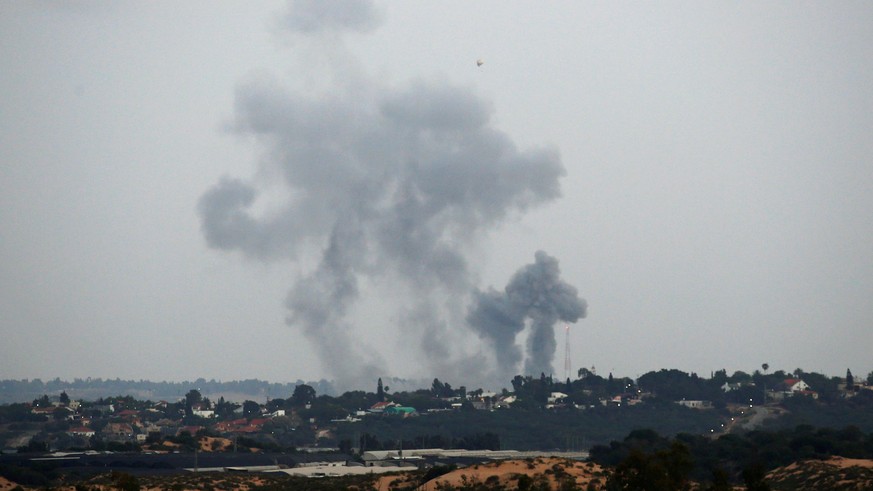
564;324;572;381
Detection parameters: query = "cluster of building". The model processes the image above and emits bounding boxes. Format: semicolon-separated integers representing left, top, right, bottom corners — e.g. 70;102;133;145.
21;399;287;450
20;396;444;452
10;373;869;455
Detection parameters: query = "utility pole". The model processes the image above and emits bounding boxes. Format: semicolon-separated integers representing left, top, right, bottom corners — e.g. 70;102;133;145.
564;324;572;382
761;363;769;404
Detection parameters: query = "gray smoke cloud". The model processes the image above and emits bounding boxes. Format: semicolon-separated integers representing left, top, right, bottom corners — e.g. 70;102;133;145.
282;0;383;34
197;2;571;390
468;251;587;379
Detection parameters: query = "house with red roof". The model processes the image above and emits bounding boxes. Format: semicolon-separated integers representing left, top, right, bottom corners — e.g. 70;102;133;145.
213;417;268;434
782;379;810;392
368;401;395;413
772;378;817;400
102;423;135;442
116;409;140;421
67;426;96;438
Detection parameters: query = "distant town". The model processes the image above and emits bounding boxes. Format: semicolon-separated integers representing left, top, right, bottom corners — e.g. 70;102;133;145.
3;367;871;453
1;366;872;489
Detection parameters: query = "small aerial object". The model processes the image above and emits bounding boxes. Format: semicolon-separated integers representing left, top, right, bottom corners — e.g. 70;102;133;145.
476;59;484;67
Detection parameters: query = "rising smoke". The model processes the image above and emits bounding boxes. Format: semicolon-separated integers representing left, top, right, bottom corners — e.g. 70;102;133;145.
197;0;583;390
468;251;587;379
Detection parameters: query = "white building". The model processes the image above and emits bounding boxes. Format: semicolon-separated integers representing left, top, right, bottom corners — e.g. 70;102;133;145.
676;400;712;409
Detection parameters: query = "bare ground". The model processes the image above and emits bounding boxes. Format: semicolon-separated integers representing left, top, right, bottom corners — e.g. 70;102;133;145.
766;456;873;490
374;457;609;491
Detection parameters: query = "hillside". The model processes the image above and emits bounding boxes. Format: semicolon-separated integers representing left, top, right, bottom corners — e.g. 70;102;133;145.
767;456;873;490
417;457;607;490
3;457;873;490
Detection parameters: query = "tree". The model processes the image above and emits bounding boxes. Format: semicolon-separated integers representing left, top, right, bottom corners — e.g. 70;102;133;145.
0;403;46;423
708;468;732;491
799;371;840;402
377;378;385;402
266;397;285;412
185;389;203;406
846;369;855;390
214;397;239;419
242;400;260;418
184;389;202;416
431;378;444;397
637;369;716;401
730;370;752;383
711;370;728;387
606;448;672;490
112;472;141;491
291;384;316;407
59;391;71;406
742;463;771;491
661;441;693;487
432;379;456;398
301;396;347;422
511;375;526;393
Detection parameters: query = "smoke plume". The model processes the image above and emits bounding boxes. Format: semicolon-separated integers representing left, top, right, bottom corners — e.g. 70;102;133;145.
281;0;383;34
468;251;587;379
197;1;577;390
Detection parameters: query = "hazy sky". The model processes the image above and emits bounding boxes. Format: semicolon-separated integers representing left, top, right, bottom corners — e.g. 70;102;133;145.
2;1;871;392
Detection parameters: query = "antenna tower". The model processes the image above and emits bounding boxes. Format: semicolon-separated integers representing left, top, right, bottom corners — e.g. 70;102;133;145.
563;324;572;381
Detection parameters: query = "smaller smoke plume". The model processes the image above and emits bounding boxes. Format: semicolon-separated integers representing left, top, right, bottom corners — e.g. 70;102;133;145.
468;251;587;379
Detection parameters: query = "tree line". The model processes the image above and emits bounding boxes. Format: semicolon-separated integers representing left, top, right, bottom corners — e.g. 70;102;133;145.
590;424;873;490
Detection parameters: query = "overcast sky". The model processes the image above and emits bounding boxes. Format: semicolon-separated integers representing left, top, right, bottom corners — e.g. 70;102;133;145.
2;1;871;392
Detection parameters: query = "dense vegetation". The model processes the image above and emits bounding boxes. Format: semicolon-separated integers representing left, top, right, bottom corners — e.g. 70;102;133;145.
764;390;873;432
0;377;337;405
591;425;873;489
332;401;721;451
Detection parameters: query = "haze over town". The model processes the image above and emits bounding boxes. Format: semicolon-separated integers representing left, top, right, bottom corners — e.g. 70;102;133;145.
1;1;872;391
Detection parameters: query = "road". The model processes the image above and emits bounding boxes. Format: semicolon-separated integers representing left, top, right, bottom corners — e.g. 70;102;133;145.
740;406;777;431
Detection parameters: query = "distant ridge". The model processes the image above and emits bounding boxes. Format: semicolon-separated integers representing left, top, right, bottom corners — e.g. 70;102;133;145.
0;378;331;404
0;376;436;404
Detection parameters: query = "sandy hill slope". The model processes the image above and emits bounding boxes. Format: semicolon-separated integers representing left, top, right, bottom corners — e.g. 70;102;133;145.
766;456;873;490
414;457;607;490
